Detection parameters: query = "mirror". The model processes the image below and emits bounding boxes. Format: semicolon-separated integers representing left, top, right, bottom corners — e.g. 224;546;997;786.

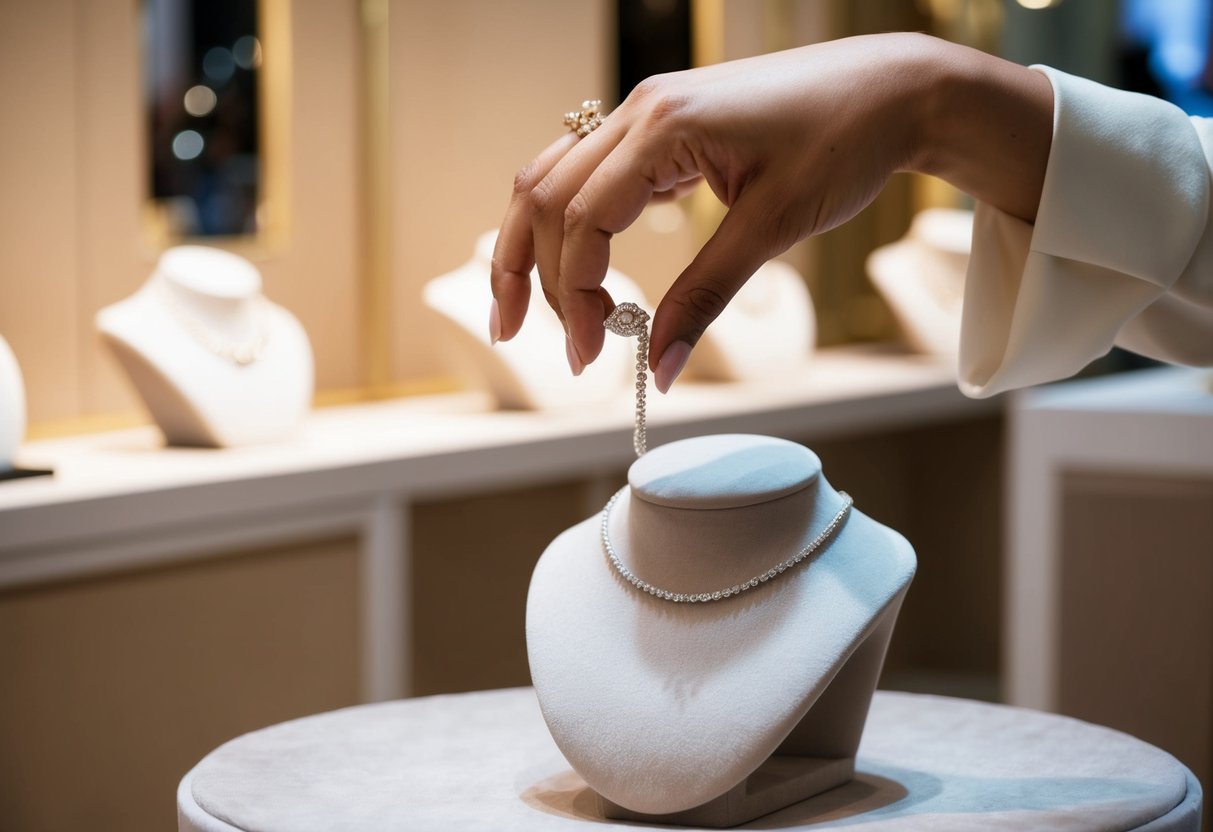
142;0;263;238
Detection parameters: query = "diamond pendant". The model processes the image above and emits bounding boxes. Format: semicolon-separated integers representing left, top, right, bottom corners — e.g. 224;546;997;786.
604;302;649;337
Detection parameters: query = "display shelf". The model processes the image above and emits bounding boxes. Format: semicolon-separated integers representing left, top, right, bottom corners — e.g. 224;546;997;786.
0;348;984;537
1006;366;1213;711
0;347;997;700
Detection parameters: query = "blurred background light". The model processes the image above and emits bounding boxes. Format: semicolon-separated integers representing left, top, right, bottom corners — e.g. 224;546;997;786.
232;34;262;70
171;129;205;160
182;84;217;117
644;202;684;235
202;46;236;84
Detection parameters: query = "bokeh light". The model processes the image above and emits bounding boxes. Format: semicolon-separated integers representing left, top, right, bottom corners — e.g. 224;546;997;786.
172;129;205;161
183;85;218;117
203;46;236;83
232;35;262;70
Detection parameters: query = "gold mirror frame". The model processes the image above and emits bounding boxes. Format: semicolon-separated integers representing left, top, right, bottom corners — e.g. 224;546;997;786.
139;0;292;259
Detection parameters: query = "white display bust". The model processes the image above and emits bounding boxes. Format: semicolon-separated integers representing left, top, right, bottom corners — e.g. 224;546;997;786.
527;434;916;826
685;258;817;382
424;231;647;411
867;208;972;359
0;333;26;472
96;246;313;447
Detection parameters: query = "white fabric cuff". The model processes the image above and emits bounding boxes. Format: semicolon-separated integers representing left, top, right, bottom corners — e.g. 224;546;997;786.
958;66;1209;398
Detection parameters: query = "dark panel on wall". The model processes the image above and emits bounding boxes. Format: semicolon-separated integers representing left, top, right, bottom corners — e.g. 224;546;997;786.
617;0;692;103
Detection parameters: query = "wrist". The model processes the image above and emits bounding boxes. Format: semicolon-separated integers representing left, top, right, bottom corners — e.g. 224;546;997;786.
905;38;1054;221
899;35;970;178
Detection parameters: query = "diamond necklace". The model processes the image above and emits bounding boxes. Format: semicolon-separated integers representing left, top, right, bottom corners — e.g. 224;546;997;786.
601;487;853;603
600;301;853;604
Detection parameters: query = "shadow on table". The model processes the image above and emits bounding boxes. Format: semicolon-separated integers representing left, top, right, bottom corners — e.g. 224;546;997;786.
522;762;1163;828
519;767;907;827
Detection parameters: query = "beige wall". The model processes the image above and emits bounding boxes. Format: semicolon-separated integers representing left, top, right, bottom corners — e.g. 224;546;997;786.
0;0;82;420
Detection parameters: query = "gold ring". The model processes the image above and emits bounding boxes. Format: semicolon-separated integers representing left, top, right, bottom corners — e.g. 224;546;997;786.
563;99;605;137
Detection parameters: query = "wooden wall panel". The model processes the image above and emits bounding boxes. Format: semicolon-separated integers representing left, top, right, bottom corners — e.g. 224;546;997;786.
411;479;593;695
0;536;361;832
811;416;1004;699
1059;472;1213;827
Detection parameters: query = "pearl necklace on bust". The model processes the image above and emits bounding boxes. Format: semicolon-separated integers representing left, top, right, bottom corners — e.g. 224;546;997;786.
158;283;271;367
600;301;853;604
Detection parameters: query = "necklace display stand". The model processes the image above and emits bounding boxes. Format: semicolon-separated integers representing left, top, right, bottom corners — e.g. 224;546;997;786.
0;333;27;474
96;246;313;448
867;208;972;359
685;258;817;382
527;434;916;827
424;231;648;410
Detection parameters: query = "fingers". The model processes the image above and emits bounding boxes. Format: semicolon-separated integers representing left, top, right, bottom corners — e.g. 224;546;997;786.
559;132;691;364
650;184;782;393
529;122;627;352
490;132;578;341
649;175;703;203
557;128;703;363
497;122;778;400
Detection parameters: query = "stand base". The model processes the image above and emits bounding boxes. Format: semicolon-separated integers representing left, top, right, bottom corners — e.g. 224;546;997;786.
0;466;53;483
598;756;854;828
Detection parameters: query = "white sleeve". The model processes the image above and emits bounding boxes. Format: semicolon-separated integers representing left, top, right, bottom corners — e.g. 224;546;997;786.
958;65;1213;399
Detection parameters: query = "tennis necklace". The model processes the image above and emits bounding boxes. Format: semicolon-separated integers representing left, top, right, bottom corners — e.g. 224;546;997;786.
600;301;852;604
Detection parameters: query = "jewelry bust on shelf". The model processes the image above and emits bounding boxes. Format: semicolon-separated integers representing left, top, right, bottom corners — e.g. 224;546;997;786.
96;245;314;447
526;433;916;827
0;333;26;472
867;208;973;360
686;257;818;382
423;230;648;411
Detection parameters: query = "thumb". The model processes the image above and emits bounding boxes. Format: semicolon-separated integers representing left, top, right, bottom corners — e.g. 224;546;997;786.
650;187;783;393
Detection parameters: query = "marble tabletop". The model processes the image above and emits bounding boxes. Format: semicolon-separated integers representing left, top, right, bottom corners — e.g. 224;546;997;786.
178;687;1201;831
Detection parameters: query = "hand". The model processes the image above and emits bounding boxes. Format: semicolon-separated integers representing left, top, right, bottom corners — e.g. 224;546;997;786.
490;33;1051;391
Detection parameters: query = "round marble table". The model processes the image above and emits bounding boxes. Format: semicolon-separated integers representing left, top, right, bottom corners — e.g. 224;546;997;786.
178;688;1201;831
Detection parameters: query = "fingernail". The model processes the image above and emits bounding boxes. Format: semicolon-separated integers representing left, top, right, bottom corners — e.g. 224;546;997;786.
655;340;692;394
488;298;502;345
566;335;584;377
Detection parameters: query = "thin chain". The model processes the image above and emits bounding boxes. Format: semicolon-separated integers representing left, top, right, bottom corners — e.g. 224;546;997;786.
601;488;853;604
